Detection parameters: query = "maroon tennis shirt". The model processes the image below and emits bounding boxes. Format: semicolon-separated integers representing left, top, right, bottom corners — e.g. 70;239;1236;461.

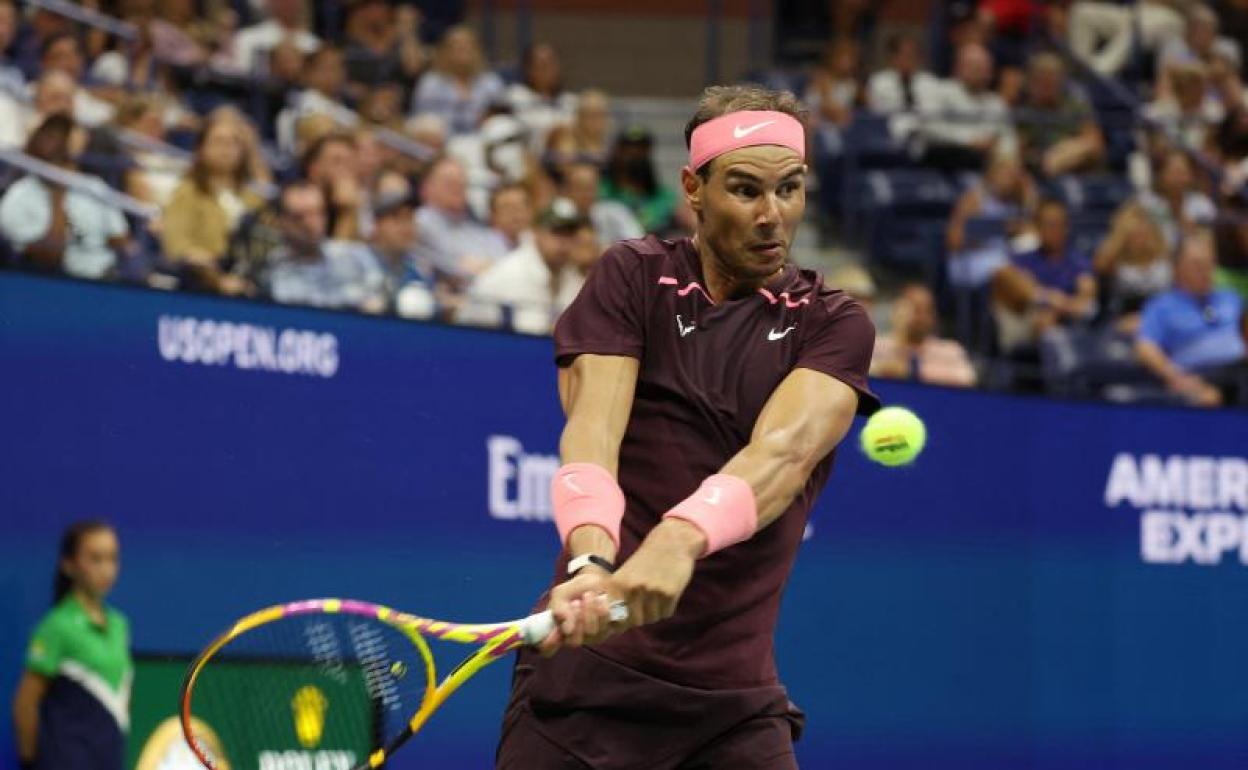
549;235;879;691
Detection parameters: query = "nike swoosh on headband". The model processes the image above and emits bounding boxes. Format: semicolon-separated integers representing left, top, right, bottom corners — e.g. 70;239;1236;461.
733;120;776;139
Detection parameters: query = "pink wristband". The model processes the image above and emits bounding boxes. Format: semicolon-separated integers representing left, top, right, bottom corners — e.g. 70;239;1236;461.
663;474;758;556
551;463;625;548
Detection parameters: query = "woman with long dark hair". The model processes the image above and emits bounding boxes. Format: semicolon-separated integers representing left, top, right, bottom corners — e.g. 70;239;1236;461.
10;521;130;770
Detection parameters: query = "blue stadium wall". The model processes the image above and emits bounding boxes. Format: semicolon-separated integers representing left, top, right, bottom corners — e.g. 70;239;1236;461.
1;271;1247;769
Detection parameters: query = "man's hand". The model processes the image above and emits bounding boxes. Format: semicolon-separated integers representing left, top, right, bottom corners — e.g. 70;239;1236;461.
1166;372;1223;407
608;519;704;627
536;571;615;656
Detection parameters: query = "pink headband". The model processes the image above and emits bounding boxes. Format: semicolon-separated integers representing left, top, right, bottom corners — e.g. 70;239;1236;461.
687;110;806;171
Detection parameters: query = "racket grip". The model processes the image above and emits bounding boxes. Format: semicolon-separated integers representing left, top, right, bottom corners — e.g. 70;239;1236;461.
519;601;629;646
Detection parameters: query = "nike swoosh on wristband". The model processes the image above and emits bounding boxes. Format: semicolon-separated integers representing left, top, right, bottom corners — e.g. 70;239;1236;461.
733;120;776;139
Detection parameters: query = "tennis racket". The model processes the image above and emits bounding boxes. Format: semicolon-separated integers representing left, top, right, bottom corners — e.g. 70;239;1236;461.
179;597;626;770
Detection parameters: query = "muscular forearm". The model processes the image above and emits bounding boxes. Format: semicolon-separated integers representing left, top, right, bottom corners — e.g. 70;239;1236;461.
720;436;821;531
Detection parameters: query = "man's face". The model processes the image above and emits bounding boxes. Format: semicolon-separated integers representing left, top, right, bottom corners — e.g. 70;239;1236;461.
687;144;806;285
35;73;75;117
281;186;328;251
373;207;417;253
528;44;561;93
43;37;84;80
535;225;573;268
893;38;919;75
1176;238;1216;295
569;224;599;271
1029;65;1063;107
444;30;478;75
422;160;467;214
306;51;345;96
562;165;599;213
491;187;532;239
956;45;992;92
1037;204;1069;254
576;97;609;140
64;529;120;600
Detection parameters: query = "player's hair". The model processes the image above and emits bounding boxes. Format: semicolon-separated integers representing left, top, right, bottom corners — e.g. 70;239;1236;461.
683;85;807;178
53;519;114;605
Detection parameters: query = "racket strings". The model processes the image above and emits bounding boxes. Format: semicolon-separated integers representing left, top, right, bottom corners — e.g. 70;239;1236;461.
185;613;432;769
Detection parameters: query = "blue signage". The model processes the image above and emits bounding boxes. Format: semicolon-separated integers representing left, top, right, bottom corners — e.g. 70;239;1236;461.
2;272;1246;769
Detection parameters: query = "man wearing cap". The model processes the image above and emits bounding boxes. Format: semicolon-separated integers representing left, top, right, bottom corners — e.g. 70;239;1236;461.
495;85;878;768
456;197;588;335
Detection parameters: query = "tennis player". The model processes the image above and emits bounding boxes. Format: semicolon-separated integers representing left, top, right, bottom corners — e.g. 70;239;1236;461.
496;84;879;769
12;520;131;770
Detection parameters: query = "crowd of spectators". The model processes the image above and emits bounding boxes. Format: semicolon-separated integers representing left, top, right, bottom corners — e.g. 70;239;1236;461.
0;0;692;336
0;0;1243;407
801;0;1247;407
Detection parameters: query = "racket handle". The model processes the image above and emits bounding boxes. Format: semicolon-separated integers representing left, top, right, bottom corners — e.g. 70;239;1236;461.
519;601;629;646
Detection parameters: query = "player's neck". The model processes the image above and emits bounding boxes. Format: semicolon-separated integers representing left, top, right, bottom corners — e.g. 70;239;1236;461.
691;234;780;303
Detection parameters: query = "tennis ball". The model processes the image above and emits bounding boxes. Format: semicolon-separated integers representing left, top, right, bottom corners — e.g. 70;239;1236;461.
860;406;926;467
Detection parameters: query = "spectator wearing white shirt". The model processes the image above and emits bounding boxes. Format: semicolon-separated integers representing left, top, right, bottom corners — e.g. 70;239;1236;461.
919;43;1016;170
456;197;587;335
0;114;128;280
866;32;942;143
506;42;577;153
868;33;939;115
228;0;319;75
560;159;644;244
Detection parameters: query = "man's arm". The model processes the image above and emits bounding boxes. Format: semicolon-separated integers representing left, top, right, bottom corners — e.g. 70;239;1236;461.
556;353;640;563
1136;337;1222;406
582;368;860;633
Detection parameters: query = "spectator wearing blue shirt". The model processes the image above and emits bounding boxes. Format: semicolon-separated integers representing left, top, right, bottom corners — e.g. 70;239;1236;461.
264;180;387;313
1137;230;1247;407
410;25;504;136
993;198;1099;351
412;156;508;287
368;186;438;320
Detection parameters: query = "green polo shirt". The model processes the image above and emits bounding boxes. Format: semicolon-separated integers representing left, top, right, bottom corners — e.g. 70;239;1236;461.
26;594;133;731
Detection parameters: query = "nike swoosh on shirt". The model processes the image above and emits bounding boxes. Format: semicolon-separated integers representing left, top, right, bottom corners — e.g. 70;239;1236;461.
768;325;797;341
733;120;776;139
